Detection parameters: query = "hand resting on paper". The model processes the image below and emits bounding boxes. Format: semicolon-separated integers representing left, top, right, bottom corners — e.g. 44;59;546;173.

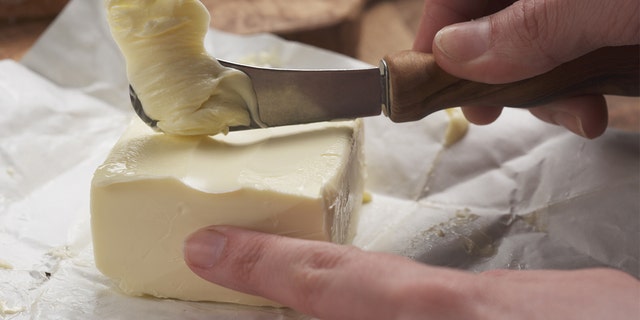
184;226;639;319
182;0;640;318
413;0;639;139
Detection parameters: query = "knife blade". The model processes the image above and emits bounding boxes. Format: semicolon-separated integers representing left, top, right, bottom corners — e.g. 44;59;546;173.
218;59;388;129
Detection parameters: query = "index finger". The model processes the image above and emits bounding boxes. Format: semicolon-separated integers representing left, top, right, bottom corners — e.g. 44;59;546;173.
184;226;478;320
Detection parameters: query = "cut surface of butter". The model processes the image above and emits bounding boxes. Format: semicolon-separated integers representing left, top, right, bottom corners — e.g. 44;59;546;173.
90;118;364;306
105;0;256;136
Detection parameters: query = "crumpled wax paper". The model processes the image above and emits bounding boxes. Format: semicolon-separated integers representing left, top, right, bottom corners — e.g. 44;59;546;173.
1;0;638;318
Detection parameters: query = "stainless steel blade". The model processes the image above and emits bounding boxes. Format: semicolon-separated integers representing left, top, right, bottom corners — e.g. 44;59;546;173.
219;60;386;129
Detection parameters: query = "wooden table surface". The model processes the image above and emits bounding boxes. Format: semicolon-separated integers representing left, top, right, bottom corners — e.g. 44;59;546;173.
1;0;637;131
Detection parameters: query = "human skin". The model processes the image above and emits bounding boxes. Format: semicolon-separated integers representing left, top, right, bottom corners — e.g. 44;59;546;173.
414;0;639;139
183;1;640;318
184;226;640;320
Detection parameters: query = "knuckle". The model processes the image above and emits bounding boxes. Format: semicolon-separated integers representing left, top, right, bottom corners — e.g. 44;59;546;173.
519;0;546;43
504;0;560;66
225;235;269;289
291;245;354;312
401;280;466;310
600;1;640;45
383;277;476;319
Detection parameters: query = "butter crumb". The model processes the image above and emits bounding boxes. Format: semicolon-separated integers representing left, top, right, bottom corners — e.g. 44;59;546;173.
47;246;77;259
362;191;373;204
0;259;13;270
238;51;282;68
443;108;469;147
0;301;25;315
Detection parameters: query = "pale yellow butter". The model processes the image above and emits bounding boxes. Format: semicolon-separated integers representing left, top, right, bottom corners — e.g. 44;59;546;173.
90;118;364;306
443;108;469;147
105;0;256;136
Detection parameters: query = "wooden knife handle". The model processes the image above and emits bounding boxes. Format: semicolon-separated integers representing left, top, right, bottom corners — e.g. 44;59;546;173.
383;45;640;123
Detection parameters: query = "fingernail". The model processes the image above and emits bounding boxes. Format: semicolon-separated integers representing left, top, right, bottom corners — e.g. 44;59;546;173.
435;20;490;62
184;229;227;269
552;111;587;138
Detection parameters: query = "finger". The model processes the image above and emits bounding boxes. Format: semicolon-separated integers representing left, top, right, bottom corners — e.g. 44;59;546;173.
413;0;492;52
479;268;640;319
432;0;640;83
529;95;608;139
461;105;503;125
413;0;517;52
184;226;478;320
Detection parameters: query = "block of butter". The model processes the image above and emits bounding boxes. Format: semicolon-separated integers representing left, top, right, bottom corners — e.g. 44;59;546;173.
90;117;364;306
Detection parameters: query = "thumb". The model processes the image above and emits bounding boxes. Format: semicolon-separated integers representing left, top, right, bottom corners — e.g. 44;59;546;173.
432;0;640;84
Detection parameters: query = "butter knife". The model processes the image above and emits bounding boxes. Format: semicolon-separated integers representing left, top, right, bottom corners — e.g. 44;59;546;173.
131;45;639;131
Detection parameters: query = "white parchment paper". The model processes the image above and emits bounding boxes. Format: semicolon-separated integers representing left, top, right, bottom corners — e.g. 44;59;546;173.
1;0;638;318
